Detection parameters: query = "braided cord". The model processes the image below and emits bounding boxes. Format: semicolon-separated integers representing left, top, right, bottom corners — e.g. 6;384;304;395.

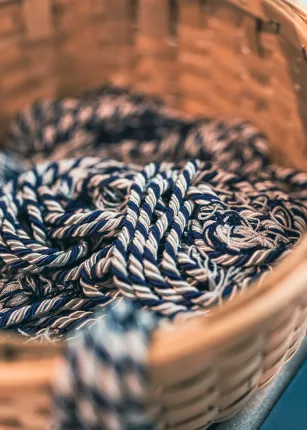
51;299;157;430
0;156;305;337
0;85;307;429
0;85;306;340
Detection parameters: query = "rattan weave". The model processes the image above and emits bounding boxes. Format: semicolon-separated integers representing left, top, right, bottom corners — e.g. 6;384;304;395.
1;1;307;429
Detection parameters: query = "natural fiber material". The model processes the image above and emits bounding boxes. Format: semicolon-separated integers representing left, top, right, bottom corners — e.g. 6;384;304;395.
51;300;156;430
0;86;307;340
1;0;307;428
0;151;27;186
8;85;270;174
1;83;307;429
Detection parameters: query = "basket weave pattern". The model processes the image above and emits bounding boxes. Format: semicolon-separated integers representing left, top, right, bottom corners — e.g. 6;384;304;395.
1;1;307;429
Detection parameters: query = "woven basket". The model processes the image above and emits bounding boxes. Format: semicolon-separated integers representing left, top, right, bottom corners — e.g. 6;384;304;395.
1;1;307;429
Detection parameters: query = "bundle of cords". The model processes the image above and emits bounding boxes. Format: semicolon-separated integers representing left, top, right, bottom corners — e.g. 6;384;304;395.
1;85;307;429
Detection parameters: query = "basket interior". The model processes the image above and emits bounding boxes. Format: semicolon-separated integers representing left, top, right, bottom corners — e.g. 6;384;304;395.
1;0;307;170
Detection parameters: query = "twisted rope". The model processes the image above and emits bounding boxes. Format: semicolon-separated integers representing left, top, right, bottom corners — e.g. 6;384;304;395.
0;156;306;336
1;85;307;429
8;85;269;175
0;151;27;186
51;300;156;430
0;86;306;339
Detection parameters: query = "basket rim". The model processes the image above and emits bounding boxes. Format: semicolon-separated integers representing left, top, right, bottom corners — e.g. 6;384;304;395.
228;0;307;51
